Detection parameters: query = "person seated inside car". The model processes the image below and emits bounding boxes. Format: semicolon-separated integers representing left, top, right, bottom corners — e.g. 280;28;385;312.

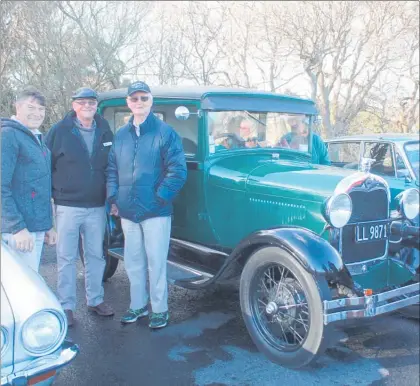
278;117;309;151
221;116;260;149
278;117;331;165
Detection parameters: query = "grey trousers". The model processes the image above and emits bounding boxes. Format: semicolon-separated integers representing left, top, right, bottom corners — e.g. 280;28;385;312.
56;205;106;311
121;216;171;313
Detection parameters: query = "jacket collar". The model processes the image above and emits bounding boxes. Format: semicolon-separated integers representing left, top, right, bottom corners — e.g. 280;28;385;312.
63;111;107;135
1;118;41;139
128;112;155;136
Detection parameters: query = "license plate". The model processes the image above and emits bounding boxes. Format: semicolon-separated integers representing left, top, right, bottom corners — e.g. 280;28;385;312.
355;221;389;243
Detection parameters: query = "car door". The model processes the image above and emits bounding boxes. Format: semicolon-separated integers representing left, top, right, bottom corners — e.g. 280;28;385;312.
100;99;215;244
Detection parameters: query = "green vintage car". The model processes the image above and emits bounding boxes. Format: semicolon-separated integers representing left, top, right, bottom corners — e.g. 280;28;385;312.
96;86;419;368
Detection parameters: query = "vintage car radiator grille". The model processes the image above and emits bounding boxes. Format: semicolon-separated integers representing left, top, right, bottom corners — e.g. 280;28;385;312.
341;188;389;263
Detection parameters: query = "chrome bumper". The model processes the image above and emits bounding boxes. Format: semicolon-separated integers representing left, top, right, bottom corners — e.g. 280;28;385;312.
324;282;420;324
1;340;79;386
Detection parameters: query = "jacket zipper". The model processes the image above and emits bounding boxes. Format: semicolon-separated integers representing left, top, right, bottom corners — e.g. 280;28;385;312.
30;132;53;224
74;127;102;202
133;132;140;180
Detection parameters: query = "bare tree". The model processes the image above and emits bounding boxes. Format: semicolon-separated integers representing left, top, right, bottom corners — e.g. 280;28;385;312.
0;1;152;128
253;3;304;93
139;3;189;85
397;2;419;133
173;2;229;85
284;1;412;138
1;0;417;137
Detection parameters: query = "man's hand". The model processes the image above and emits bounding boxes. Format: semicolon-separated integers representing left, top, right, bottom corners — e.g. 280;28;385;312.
45;228;57;246
110;204;119;216
12;228;34;252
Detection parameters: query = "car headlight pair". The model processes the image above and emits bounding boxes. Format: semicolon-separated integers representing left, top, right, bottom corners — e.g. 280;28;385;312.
396;189;420;221
21;310;65;356
323;193;353;228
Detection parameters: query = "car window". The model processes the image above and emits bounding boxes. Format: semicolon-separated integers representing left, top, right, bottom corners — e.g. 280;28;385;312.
404;142;419;179
102;105;198;157
363;142;395;177
395;151;410;179
328;142;360;169
208;111;312;154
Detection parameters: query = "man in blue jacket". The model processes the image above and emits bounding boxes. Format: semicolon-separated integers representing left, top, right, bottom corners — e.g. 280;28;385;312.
1;87;56;272
46;87;114;326
107;81;187;329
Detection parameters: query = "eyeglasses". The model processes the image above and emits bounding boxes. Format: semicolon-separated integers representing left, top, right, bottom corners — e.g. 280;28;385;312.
74;100;97;106
128;96;150;103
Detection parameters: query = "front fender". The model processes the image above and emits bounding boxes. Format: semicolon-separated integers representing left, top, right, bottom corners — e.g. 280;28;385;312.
225;227;354;289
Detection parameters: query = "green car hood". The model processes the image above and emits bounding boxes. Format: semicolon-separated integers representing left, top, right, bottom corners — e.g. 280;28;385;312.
246;160;356;203
206;154;357;244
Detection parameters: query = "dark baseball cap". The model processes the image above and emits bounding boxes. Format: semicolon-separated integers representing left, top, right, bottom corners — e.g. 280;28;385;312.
72;87;98;100
127;81;151;96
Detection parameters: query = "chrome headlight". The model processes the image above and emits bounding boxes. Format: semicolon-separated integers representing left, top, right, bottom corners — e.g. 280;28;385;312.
397;188;420;221
1;326;9;357
323;193;353;228
21;311;65;356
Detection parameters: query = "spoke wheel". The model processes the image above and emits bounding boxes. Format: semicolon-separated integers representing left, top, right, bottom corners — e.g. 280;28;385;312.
240;246;332;368
251;265;310;352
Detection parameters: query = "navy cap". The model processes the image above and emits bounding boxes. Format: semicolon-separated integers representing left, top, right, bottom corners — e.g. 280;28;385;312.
71;87;98;100
127;81;151;96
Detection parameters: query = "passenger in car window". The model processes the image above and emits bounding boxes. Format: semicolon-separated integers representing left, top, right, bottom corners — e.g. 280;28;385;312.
278;117;331;165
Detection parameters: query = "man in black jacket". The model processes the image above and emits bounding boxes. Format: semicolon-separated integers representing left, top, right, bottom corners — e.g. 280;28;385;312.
107;81;187;329
46;87;114;326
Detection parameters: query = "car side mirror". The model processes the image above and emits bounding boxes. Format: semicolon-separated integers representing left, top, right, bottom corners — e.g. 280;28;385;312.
175;106;190;120
175;106;202;120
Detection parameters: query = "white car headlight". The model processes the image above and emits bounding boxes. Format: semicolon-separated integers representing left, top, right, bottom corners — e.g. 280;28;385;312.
323;193;353;228
21;311;65;356
397;188;420;221
1;326;9;357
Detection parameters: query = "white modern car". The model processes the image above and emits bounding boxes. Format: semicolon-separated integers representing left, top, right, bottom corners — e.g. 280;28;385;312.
1;241;79;386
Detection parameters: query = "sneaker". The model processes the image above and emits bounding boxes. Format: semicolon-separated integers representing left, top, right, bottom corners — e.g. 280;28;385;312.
120;306;148;324
149;311;169;329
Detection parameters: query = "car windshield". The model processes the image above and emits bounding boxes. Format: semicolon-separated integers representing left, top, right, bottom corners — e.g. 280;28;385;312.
208;111;312;154
404;141;419;179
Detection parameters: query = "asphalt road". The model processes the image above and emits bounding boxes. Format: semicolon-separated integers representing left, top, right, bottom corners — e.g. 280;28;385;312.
39;246;420;386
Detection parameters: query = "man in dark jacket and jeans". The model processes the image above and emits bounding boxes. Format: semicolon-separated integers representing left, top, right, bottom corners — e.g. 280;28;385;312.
1;87;56;272
46;87;114;326
107;81;187;329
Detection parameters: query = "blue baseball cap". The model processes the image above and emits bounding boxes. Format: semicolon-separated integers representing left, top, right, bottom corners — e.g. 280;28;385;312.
71;87;98;100
127;81;151;96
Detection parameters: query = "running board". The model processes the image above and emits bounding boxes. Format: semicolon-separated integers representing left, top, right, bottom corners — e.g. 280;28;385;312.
107;247;214;286
167;260;213;285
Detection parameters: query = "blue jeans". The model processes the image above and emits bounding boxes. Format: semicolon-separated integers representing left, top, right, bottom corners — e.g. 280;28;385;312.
121;216;171;313
55;205;106;311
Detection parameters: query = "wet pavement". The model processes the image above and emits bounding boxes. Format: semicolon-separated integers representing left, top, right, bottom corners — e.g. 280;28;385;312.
39;246;419;386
